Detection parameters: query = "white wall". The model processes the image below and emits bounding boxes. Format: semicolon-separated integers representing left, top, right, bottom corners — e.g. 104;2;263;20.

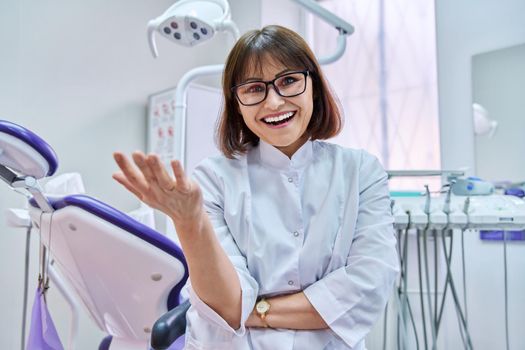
261;0;305;35
473;44;525;182
435;0;525;172
0;0;259;348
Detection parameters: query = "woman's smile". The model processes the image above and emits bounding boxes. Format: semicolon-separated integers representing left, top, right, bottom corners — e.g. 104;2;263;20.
260;110;296;128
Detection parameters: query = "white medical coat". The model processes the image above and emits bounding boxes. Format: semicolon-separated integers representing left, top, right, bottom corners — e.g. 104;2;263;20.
185;140;399;349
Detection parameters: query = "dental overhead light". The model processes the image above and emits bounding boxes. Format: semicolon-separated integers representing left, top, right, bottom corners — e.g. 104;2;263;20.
147;0;239;57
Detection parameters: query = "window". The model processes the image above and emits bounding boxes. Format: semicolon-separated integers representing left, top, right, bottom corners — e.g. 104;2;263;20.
306;0;441;190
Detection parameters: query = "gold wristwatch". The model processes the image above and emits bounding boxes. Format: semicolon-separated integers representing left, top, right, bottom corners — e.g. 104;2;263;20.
255;298;271;327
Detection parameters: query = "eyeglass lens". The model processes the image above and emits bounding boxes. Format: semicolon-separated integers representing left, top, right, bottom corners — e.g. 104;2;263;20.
235;72;307;106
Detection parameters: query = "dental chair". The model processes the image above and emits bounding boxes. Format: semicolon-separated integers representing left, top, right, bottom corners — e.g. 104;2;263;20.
0;119;189;350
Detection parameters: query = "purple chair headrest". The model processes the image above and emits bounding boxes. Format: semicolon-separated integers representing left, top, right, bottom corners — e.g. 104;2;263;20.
0;120;58;177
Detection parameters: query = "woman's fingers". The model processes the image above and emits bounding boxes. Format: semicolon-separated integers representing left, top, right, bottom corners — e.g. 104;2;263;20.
132;151;157;183
112;172;144;200
171;160;191;193
114;151;191;202
113;152;200;220
146;154;175;192
113;152;149;192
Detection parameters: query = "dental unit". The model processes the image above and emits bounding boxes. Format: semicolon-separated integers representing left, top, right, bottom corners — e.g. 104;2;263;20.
387;170;525;350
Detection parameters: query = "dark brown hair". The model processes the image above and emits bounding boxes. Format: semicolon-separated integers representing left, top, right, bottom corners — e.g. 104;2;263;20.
217;25;342;158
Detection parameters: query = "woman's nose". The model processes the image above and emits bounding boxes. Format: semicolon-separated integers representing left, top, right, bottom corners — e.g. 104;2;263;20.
264;85;285;109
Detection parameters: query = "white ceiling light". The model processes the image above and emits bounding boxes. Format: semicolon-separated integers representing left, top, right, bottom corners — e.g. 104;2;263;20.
147;0;239;57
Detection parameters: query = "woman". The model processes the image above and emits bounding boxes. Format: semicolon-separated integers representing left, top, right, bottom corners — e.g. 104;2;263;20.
113;25;399;350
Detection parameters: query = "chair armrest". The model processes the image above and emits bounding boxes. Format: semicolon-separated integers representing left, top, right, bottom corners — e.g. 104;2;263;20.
150;299;191;350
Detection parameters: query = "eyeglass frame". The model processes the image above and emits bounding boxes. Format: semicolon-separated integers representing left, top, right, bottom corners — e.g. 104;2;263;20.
230;70;310;106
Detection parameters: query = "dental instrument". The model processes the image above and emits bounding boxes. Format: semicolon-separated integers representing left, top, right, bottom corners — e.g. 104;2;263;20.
387;170;475;350
451;176;495;196
388;167;525;350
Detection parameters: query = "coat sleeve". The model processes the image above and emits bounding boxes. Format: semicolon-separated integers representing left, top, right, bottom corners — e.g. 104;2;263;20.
303;152;399;348
184;160;259;346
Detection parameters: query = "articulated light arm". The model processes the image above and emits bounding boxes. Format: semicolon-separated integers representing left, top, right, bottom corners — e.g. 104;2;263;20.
291;0;355;65
292;0;354;34
171;64;226;169
215;18;240;41
317;29;347;65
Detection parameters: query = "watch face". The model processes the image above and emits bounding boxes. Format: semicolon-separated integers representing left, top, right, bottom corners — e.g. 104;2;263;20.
256;300;270;313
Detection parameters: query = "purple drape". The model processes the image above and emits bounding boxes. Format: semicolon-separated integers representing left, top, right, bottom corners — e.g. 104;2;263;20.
26;287;64;350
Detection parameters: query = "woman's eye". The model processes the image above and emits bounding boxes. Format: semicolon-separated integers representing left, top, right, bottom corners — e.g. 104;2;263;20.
279;76;298;86
244;84;265;94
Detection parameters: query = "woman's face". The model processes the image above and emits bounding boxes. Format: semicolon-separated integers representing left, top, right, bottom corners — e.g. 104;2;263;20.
236;57;313;158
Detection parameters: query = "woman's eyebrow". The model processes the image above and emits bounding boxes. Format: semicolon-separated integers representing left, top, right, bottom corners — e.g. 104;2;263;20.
242;69;294;82
275;68;293;77
243;76;262;82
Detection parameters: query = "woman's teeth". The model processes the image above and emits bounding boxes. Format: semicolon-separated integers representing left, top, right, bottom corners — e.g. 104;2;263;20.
262;111;295;125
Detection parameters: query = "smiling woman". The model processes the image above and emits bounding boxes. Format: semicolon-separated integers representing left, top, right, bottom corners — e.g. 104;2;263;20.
218;25;342;159
113;25;399;350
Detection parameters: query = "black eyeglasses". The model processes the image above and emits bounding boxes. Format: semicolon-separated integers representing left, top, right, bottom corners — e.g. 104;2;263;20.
231;70;310;106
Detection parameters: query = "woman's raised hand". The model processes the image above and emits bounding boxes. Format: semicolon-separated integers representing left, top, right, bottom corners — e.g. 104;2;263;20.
112;151;203;226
